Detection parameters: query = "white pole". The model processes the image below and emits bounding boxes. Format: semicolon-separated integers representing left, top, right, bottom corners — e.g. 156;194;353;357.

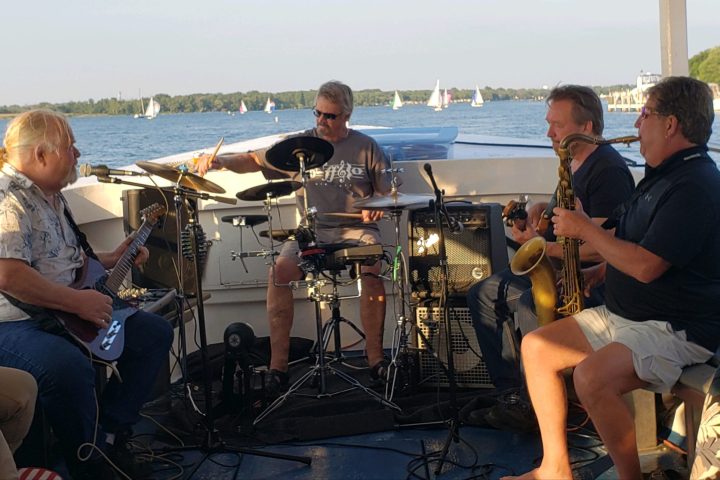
659;0;689;76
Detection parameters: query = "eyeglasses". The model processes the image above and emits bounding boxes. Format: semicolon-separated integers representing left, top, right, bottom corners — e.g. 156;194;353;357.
639;106;665;121
312;108;341;120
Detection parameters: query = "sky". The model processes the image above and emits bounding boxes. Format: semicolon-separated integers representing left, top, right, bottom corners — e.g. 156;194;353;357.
1;0;719;106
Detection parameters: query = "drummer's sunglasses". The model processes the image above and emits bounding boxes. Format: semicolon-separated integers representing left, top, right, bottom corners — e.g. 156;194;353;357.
312;108;339;120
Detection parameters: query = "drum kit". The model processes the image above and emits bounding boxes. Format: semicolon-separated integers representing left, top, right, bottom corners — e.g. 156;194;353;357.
129;136;434;421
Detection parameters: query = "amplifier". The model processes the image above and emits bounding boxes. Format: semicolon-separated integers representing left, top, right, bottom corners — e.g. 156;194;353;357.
415;302;493;388
408;203;508;298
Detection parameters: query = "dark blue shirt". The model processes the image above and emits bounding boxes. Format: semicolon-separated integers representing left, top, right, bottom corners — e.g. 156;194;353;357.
605;146;720;352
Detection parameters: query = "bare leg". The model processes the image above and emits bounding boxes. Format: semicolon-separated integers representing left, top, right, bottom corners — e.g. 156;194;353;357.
573;343;647;480
266;257;303;372
360;262;386;368
502;317;592;480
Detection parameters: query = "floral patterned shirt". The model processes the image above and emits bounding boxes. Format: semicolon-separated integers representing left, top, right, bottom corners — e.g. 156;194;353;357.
0;163;83;321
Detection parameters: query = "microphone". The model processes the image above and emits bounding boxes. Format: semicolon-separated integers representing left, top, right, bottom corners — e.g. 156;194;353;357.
448;216;464;234
423;163;441;194
79;164;147;177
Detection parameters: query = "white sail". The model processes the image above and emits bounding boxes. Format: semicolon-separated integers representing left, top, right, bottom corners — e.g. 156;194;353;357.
264;98;275;114
427;80;442;111
442;88;451;108
471;85;484;107
239;100;248;114
144;97;160;119
392;91;403;110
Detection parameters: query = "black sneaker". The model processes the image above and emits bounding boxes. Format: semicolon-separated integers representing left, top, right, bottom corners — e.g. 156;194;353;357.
485;392;538;432
71;457;121;480
369;359;389;387
265;369;289;397
106;429;153;479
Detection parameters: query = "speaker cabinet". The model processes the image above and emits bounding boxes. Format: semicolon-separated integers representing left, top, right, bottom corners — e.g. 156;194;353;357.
415;302;493;388
122;188;201;295
408;203;508;298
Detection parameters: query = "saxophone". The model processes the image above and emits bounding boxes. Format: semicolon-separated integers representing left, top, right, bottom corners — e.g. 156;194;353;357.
510;134;639;325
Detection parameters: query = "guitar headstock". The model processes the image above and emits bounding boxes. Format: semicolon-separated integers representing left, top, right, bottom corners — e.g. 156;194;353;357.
139;203;167;225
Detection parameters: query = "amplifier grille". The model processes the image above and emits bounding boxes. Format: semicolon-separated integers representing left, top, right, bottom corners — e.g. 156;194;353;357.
416;306;493;388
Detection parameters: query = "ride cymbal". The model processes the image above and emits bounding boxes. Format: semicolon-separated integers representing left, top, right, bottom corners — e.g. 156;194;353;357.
220;214;269;227
136;161;226;194
266;136;334;172
236;180;302;201
353;193;433;211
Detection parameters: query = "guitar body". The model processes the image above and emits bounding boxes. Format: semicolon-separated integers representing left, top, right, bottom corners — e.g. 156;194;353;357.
55;257;136;361
52;203;166;362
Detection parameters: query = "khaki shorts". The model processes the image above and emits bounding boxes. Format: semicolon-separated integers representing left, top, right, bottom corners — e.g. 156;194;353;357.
574;305;713;393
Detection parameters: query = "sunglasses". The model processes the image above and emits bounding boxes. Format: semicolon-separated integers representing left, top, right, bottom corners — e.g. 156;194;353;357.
639;106;665;120
312;108;341;120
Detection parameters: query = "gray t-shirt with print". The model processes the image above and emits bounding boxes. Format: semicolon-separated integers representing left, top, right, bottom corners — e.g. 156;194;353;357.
256;128;393;231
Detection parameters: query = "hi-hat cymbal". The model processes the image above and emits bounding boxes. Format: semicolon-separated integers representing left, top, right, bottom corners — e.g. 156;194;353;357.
136;161;226;194
236;180;302;202
353;193;433;211
259;229;296;241
266;136;334;172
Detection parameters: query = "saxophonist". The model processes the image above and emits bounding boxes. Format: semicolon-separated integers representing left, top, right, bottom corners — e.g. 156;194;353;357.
509;77;720;480
464;85;635;431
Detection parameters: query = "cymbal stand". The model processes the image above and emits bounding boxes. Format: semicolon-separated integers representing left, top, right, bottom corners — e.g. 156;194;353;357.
157;185;311;469
382;168;418;401
254;266;401;425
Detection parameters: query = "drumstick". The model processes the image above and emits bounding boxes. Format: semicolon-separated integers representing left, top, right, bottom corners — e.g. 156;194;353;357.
320;212;363;219
208;137;224;163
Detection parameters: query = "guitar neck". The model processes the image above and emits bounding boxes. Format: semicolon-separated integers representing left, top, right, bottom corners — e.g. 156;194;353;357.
104;220;154;293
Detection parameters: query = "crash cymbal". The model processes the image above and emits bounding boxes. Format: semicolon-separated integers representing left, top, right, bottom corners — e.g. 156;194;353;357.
136;161;226;194
266;136;334;172
236;181;302;202
353;193;433;211
220;214;269;227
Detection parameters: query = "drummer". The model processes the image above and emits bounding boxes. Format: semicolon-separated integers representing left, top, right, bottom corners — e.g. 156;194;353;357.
195;80;394;395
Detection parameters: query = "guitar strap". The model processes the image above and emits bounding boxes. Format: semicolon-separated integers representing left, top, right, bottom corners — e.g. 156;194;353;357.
59;194;100;261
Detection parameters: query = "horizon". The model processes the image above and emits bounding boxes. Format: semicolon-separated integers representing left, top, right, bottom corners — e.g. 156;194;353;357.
3;0;719;106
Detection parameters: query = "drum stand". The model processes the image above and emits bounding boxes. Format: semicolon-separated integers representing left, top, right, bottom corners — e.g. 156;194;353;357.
254;266;401;425
154;185;311;470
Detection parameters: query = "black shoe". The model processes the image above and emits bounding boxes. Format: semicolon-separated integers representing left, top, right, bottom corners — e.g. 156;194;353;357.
106;429;153;479
71;457;121;480
369;359;389;387
265;369;289;397
464;407;493;427
485;392;537;432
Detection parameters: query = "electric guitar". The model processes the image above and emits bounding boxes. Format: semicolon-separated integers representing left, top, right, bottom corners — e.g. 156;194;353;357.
55;203;166;361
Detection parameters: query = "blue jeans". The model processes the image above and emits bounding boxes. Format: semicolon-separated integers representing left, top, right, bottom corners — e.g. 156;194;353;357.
467;268;531;391
468;267;606;391
0;311;173;468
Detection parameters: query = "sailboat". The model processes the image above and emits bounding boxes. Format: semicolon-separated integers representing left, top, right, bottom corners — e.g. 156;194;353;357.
143;97;161;119
264;98;276;114
392;91;403;110
471;85;485;107
427;80;443;111
239;100;248;115
442;88;451;109
133;92;146;118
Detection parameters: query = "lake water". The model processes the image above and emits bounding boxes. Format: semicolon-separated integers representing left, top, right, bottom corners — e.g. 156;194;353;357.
1;101;719;167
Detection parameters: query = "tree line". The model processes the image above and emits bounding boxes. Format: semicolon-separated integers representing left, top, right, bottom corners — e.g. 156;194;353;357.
0;85;633;116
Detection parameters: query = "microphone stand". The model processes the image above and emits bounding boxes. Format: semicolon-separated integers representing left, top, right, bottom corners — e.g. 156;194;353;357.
422;164;461;475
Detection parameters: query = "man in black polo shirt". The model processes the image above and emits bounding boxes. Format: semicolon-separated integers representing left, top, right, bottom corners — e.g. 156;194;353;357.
509;77;719;480
465;85;635;430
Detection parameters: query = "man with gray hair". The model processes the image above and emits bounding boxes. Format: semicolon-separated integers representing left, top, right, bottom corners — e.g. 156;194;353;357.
196;81;393;394
511;77;720;479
